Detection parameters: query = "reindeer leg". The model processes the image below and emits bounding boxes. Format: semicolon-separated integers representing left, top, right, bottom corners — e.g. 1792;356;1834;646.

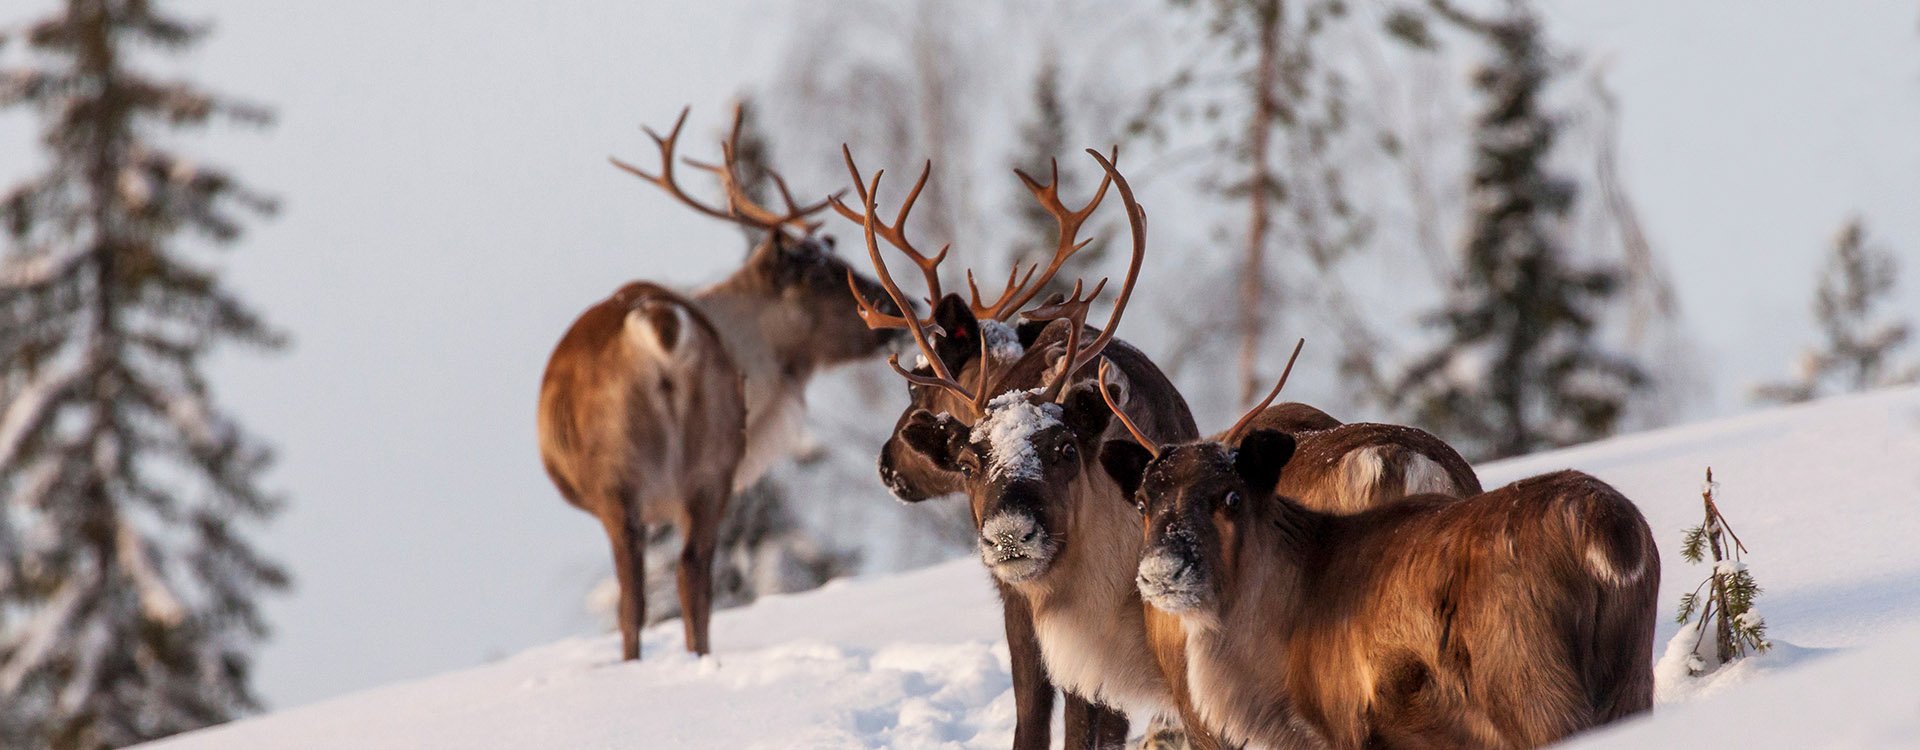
677;487;725;655
998;582;1055;750
600;507;646;661
1062;691;1130;750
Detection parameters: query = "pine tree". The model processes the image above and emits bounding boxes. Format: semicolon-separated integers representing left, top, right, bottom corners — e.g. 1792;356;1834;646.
1754;217;1917;404
1390;0;1644;461
1675;468;1768;674
0;2;287;746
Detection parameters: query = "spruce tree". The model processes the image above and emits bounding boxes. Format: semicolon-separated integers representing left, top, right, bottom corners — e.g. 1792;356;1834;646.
1390;0;1644;461
1675;468;1768;674
1754;217;1917;404
0;2;287;747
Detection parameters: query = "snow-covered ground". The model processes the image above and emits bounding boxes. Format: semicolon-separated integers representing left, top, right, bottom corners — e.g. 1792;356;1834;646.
148;386;1920;748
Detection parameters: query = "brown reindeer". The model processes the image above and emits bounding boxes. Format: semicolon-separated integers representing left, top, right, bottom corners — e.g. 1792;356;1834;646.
1100;370;1659;749
538;107;899;660
1103;347;1483;750
844;147;1197;748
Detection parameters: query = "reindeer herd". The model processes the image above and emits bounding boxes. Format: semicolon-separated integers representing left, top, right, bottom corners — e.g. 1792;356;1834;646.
536;107;1661;750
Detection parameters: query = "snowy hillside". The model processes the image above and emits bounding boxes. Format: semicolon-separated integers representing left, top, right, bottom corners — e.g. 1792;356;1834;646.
147;386;1920;749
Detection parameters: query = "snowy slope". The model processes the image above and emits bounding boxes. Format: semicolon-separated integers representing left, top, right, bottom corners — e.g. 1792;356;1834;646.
148;386;1920;748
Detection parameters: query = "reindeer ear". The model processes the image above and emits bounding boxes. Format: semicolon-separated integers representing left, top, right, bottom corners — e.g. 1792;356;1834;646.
1101;440;1153;500
899;409;967;472
931;294;982;373
1233;430;1296;498
1061;385;1114;445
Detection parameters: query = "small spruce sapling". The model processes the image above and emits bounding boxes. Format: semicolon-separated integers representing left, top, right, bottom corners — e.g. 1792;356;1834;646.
1675;467;1769;674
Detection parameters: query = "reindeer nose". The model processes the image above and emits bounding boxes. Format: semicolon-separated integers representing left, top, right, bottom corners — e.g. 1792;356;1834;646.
980;513;1042;554
1138;550;1195;586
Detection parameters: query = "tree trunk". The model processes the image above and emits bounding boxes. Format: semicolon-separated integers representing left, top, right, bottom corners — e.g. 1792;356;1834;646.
1237;0;1283;406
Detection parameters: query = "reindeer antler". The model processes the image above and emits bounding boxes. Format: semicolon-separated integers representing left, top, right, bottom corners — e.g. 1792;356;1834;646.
1099;359;1159;458
975;147;1119;321
1022;148;1146;404
829;153;948;304
611;105;835;237
840;146;992;418
1222;338;1307;446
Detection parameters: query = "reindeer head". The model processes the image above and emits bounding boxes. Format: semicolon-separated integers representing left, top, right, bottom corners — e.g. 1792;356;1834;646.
740;231;902;368
1103;430;1296;616
877;296;1034;502
612;105;903;371
897;374;1121;581
1100;341;1305;618
844;146;1147;584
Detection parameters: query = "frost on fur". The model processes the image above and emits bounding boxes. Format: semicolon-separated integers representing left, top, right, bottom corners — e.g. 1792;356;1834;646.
1674;467;1770;676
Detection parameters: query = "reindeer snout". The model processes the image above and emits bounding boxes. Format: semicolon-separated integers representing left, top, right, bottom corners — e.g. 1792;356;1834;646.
981;513;1042;555
1137;548;1208;613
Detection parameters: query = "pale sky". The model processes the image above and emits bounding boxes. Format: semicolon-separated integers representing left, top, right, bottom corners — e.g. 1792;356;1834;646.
3;0;1917;709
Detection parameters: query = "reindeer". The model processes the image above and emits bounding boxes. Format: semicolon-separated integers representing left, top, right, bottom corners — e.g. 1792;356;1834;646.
1100;366;1660;749
1096;345;1482;750
538;107;899;660
843;146;1195;748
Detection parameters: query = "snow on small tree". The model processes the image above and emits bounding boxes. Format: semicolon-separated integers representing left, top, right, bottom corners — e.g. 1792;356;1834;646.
1;1;286;746
1754;217;1917;404
1674;467;1768;675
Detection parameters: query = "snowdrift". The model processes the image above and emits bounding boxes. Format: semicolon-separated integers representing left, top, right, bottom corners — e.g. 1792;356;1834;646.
149;386;1920;748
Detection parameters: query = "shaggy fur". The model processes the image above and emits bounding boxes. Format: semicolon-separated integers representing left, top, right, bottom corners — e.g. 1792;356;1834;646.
1112;437;1659;750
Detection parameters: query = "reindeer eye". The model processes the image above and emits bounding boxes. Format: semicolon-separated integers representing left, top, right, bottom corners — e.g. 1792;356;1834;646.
1134;496;1148;514
1223;491;1241;509
1057;443;1077;461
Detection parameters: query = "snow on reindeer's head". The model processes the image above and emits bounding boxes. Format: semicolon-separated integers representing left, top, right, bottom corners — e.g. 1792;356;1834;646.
896;380;1119;584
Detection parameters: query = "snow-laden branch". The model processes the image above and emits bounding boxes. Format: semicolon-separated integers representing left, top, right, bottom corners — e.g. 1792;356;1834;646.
0;366;85;470
0;246;91;292
0;575;90;694
116;519;187;626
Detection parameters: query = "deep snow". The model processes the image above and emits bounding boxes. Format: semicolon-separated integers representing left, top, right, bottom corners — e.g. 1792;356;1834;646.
149;386;1920;748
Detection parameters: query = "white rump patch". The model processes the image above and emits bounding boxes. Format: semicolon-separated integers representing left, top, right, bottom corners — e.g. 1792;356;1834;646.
970;391;1063;482
624;306;685;362
1333;447;1388;513
1586;541;1647;587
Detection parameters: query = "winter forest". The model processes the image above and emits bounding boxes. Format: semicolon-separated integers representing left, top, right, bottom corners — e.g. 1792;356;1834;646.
3;0;1920;748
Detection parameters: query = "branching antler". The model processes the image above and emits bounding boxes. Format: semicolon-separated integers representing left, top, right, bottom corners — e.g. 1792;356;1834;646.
611;105;834;237
1222;338;1307;446
981;147;1119;321
839;146;991;418
830;153;948;304
966;266;1038;321
1022;148;1147;404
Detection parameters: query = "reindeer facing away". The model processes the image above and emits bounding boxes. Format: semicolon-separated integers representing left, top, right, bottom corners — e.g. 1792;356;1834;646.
538;107;898;660
1101;377;1659;749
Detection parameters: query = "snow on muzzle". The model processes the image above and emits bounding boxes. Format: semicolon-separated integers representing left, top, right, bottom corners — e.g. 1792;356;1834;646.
1136;546;1209;613
979;511;1053;583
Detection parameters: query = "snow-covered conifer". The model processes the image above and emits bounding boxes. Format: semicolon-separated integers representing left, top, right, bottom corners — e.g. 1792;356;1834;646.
1754;217;1917;404
1389;0;1645;461
1;2;286;746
